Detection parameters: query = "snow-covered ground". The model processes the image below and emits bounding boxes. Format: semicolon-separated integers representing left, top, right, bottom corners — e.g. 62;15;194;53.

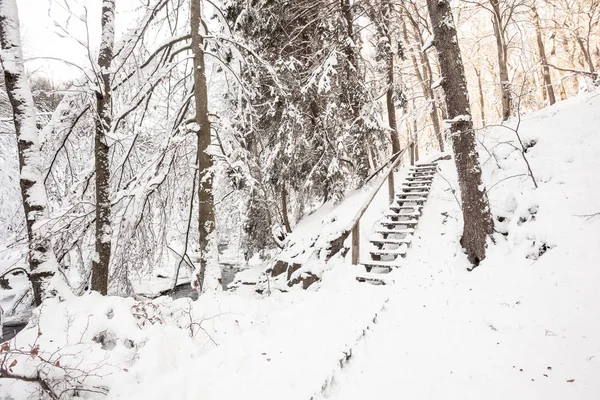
1;90;600;399
323;91;600;399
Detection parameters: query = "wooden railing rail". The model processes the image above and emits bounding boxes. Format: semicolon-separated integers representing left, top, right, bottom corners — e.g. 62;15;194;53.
348;143;413;264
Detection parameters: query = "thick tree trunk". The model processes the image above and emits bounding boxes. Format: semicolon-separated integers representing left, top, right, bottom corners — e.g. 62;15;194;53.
0;0;62;305
191;0;216;293
426;0;494;265
490;0;511;121
91;0;115;295
531;5;556;106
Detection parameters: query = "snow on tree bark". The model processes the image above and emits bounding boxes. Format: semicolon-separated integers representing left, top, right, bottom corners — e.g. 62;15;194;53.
0;0;63;305
191;0;216;293
92;0;115;295
425;0;494;265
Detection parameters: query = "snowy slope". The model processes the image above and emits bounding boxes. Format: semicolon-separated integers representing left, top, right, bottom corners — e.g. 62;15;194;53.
322;91;600;399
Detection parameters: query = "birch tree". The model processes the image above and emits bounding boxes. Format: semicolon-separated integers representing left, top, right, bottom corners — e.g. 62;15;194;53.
0;0;63;304
426;0;494;265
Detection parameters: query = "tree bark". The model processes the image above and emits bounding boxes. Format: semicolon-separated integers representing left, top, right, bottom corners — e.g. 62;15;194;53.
426;0;494;265
531;5;556;105
191;0;216;293
91;0;115;295
474;66;486;126
0;0;62;305
281;182;292;234
400;13;444;152
490;0;512;121
381;1;401;154
340;0;369;179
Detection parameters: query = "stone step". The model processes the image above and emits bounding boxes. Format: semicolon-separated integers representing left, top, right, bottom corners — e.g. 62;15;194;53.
361;260;404;269
380;219;418;226
408;172;435;178
369;236;413;247
400;184;431;190
374;227;415;236
400;189;430;195
384;211;420;219
414;162;438;168
405;176;434;182
395;200;427;207
356;273;394;285
396;195;429;201
369;248;408;257
389;205;423;213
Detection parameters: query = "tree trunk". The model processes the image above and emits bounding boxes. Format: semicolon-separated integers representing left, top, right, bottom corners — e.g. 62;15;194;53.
340;0;369;179
0;0;62;305
91;0;115;295
474;66;486;126
575;36;595;74
400;13;444;152
191;0;216;293
426;0;494;266
381;1;401;154
281;182;292;234
531;5;556;105
386;52;400;154
490;0;512;121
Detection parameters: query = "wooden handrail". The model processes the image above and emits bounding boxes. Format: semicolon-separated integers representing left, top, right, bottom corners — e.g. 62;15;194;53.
349;144;412;264
326;142;414;263
349;145;410;232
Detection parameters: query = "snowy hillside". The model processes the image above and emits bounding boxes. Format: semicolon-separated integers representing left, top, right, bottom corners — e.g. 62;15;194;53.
1;90;599;399
324;90;600;399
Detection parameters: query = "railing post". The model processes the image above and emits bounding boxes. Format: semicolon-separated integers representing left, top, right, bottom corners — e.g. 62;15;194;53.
351;221;360;265
410;142;415;166
388;171;395;205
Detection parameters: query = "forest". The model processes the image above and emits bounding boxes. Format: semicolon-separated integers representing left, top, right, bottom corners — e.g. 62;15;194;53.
0;0;599;399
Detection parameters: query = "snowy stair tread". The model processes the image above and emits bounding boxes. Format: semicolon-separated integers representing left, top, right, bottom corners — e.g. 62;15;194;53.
400;184;431;190
355;273;394;285
361;259;404;269
389;205;423;212
380;219;418;226
375;227;415;235
369;237;413;246
369;248;408;257
385;211;421;219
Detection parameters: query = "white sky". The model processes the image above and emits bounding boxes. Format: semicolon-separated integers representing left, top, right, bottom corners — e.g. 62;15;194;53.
18;0;142;81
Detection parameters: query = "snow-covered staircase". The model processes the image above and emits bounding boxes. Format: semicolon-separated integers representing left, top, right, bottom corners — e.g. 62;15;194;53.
356;163;438;285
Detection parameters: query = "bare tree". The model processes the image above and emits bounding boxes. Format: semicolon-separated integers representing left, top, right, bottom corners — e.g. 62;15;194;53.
91;0;116;295
0;0;63;304
426;0;494;265
191;0;216;292
531;3;556;105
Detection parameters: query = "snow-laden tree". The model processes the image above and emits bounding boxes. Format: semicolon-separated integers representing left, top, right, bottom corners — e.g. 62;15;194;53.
426;0;494;265
0;0;66;304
